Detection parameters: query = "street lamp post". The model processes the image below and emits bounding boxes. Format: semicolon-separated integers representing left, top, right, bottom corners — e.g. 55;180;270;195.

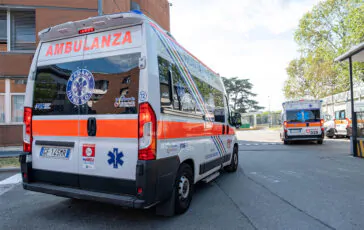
268;96;271;128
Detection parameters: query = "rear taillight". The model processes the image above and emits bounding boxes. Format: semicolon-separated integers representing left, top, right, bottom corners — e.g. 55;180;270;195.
23;107;33;153
346;118;350;128
138;103;156;160
283;121;287;132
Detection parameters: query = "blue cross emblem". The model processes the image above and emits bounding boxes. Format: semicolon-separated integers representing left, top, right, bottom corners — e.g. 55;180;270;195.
107;148;124;169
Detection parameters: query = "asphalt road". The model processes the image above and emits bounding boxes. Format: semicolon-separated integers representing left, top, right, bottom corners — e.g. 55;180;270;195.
0;130;361;230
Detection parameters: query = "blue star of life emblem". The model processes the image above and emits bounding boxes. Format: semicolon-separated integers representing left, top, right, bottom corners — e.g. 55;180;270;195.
66;69;95;105
107;148;124;169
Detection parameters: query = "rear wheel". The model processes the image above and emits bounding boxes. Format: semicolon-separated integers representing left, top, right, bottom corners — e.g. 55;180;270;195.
174;163;194;215
317;140;323;144
225;145;238;172
284;140;289;145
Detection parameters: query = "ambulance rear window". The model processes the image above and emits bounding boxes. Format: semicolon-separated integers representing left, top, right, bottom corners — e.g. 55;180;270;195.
286;109;320;122
33;53;140;116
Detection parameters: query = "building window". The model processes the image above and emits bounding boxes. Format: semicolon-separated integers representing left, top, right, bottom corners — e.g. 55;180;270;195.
0;95;4;123
11;95;24;122
0;9;36;52
0;78;26;124
0;11;7;52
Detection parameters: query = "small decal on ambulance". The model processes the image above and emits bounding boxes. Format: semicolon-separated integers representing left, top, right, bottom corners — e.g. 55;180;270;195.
107;148;124;169
139;91;147;102
82;144;95;169
114;96;135;108
227;139;232;149
34;103;51;110
66;69;95;105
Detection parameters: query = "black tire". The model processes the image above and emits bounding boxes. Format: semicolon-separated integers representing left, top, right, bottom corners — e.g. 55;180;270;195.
284;140;289;145
225;145;238;172
174;163;194;215
317;140;323;144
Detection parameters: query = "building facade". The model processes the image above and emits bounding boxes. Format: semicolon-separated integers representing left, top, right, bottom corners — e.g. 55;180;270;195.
0;0;170;146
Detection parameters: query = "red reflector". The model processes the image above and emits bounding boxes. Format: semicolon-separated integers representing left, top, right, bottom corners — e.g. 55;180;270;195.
23;142;31;153
79;27;95;34
137;187;143;194
23;173;27;179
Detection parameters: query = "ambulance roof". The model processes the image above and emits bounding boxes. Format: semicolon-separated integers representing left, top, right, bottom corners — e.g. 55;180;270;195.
38;10;219;77
38;11;146;42
282;99;323;109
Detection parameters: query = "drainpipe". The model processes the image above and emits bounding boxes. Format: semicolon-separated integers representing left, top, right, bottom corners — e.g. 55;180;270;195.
98;0;103;16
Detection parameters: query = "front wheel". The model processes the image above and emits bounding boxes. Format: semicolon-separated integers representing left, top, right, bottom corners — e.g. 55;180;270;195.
174;164;194;215
225;145;238;172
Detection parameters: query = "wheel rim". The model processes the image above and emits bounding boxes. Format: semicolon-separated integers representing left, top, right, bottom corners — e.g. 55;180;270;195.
178;175;190;199
233;152;238;166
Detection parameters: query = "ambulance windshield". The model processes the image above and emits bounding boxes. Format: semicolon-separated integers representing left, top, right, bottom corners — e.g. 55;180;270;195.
286;109;320;122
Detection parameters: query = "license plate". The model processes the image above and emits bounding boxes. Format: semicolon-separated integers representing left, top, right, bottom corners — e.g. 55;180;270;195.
310;130;319;135
40;147;71;159
291;129;301;134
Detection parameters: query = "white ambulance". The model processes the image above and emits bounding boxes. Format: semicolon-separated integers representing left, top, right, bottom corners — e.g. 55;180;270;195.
20;11;239;216
280;100;324;144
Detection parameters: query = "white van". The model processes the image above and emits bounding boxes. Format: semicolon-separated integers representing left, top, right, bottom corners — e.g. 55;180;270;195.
20;11;239;216
280;100;324;144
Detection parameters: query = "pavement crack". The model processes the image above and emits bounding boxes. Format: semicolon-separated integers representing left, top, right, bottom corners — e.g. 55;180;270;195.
245;173;336;230
214;181;259;230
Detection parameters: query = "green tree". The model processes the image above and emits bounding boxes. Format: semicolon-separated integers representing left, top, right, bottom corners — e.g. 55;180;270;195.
284;0;364;99
222;77;264;113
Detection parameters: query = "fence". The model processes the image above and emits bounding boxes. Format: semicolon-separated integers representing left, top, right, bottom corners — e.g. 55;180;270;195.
241;112;281;128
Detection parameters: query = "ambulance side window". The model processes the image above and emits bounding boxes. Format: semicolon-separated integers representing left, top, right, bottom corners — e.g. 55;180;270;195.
171;64;195;112
158;56;196;114
158;56;173;107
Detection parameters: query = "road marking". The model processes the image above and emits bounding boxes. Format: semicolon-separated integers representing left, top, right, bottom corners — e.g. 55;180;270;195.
280;170;302;178
249;171;280;183
239;143;282;146
0;173;22;185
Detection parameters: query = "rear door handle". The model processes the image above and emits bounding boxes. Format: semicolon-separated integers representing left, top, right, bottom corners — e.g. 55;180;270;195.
222;125;225;135
87;117;97;136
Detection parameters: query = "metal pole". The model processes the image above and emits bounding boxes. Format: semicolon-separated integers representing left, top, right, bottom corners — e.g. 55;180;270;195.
98;0;103;16
349;57;358;157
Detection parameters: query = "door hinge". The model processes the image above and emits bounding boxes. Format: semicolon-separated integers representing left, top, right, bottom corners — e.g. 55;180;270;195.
139;56;146;69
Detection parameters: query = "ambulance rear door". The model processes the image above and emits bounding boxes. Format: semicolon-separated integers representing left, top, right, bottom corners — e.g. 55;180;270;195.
77;26;142;194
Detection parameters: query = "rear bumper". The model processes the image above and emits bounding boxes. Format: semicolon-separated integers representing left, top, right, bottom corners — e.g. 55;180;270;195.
285;134;324;141
20;154;180;209
23;182;147;208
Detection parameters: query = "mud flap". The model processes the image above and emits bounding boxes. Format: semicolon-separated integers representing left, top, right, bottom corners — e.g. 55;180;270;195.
155;189;175;217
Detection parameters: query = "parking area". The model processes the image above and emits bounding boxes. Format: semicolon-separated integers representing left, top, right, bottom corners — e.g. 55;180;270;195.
1;130;363;229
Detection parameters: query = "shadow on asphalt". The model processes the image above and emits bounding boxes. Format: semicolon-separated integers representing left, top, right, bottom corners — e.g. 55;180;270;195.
32;179;219;222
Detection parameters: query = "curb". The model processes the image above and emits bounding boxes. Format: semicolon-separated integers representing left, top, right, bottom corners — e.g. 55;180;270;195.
0;151;22;158
0;167;20;172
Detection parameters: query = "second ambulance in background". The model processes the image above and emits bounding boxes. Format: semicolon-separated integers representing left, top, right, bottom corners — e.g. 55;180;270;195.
280;100;325;144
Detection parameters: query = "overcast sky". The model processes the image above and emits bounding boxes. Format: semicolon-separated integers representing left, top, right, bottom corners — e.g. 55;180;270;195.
170;0;321;111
